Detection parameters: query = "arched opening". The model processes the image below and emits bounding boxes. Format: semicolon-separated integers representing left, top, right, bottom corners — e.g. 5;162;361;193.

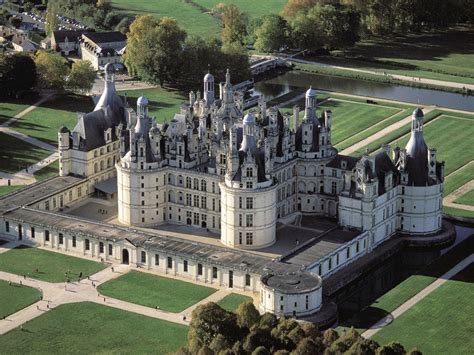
122;249;129;264
201;221;207;228
187;218;192;225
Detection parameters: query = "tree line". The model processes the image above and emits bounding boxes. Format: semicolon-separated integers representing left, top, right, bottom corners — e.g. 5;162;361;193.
0;52;96;97
177;301;421;355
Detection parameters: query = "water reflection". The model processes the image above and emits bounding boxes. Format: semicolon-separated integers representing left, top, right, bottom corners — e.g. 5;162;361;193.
254;71;474;111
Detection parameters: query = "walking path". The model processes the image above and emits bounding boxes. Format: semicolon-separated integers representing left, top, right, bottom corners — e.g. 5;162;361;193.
443;180;474;212
362;254;474;338
340;106;435;155
0;251;233;334
0;94;58;187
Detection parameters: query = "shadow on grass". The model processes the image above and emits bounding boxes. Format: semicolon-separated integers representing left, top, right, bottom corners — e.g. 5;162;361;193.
39;94;94;113
0;133;50;173
338;307;391;330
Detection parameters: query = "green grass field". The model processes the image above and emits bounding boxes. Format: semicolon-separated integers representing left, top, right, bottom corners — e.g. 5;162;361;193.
0;246;107;283
0;280;42;318
372;264;474;354
444;163;474;196
33;160;59;182
110;0;221;39
194;0;287;17
325;25;474;85
455;189;474;206
10;94;93;146
119;88;186;124
0;100;31;124
0;132;51;174
0;302;188;354
217;293;253;312
443;206;474;218
98;270;216;312
0;185;25;197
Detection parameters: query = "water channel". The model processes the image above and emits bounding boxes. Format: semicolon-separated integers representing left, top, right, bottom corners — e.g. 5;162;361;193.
254;71;474;111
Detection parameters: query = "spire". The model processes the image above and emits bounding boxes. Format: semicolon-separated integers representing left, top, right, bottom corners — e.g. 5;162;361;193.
225;68;231;86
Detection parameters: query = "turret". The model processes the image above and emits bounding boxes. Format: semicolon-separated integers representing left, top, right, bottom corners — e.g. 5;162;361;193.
293;105;300;129
189;91;196;107
204;72;215;105
258;95;267;119
404;108;429;186
58;126;70;177
304;87;317;122
223;69;234;107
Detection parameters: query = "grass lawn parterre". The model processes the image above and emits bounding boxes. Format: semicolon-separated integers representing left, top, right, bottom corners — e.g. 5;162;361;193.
194;0;287;18
217;293;253;312
372;263;474;354
98;270;217;313
119;87;186;124
0;132;51;174
110;0;221;39
0;100;32;124
33;160;59;182
0;280;42;319
10;94;94;146
0;185;25;197
454;188;474;207
0;246;107;283
0;302;188;354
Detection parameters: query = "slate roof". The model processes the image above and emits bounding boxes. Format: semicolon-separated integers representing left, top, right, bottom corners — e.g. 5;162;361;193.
52;30;87;44
82;31;126;45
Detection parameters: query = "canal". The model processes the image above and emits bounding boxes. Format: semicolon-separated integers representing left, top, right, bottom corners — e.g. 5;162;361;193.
254;71;474;111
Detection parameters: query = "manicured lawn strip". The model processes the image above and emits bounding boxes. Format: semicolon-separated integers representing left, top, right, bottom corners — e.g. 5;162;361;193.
394;116;474;176
372;265;474;354
454;189;474;206
217;293;253;312
98;270;216;312
119;87;186;124
335;107;415;151
10;94;94;146
339;234;474;333
0;280;42;318
0;100;31;124
0;185;25;197
0;246;106;283
0;302;188;354
194;0;287;18
443;206;474;218
110;0;221;39
0;132;51;174
444;164;474;196
33;160;59;182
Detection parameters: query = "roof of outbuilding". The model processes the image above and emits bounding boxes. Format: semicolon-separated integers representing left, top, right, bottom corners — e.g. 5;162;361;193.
82;31;126;44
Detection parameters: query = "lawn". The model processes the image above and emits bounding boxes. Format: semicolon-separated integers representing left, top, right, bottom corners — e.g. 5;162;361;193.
325;25;474;86
119;87;186;124
0;302;188;354
455;189;474;206
10;94;94;146
372;264;474;354
444;163;474;196
0;280;42;318
0;132;51;174
194;0;287;18
98;270;216;313
0;185;25;197
33;160;59;182
0;100;31;124
0;246;107;283
110;0;221;39
217;293;253;312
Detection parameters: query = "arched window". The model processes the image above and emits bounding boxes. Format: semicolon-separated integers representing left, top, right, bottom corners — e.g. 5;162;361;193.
94;163;98;173
100;160;104;171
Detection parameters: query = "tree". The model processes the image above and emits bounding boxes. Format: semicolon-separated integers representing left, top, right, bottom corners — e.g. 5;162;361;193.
329;327;362;353
209;334;231;353
236;301;260;329
45;0;60;36
322;328;338;348
254;15;288;53
124;15;186;86
0;54;36;97
291;337;320;355
34;51;69;90
252;346;271;355
347;338;380;355
115;17;133;34
258;313;278;330
9;16;22;29
214;3;247;46
243;329;274;353
67;60;96;94
376;342;406;355
281;0;318;18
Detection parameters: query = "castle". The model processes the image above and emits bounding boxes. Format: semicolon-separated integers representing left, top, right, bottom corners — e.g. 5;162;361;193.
0;64;448;322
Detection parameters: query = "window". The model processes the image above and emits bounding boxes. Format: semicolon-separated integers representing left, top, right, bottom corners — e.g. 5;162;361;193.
45;200;50;211
31;227;35;239
5;221;9;233
201;196;207;209
212;182;216;193
239;197;242;209
153;254;159;265
246;167;253;177
141;251;146;263
193;212;200;225
346;248;350;259
167;257;173;269
85;239;90;251
108;244;113;256
328;258;332;270
193;195;199;207
186;194;192;206
186;177;191;188
246;214;253;227
246;232;253;245
198;263;203;276
99;242;104;254
194;178;199;190
245;274;251;286
332;169;337;177
305;295;309;310
201;180;206;192
246;181;253;189
402;186;405;195
59;233;64;245
331;181;337;195
72;236;76;247
212;267;218;279
212;199;216;211
239;214;242;227
239;232;242;245
246;197;253;209
184;260;188;272
356;241;360;253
